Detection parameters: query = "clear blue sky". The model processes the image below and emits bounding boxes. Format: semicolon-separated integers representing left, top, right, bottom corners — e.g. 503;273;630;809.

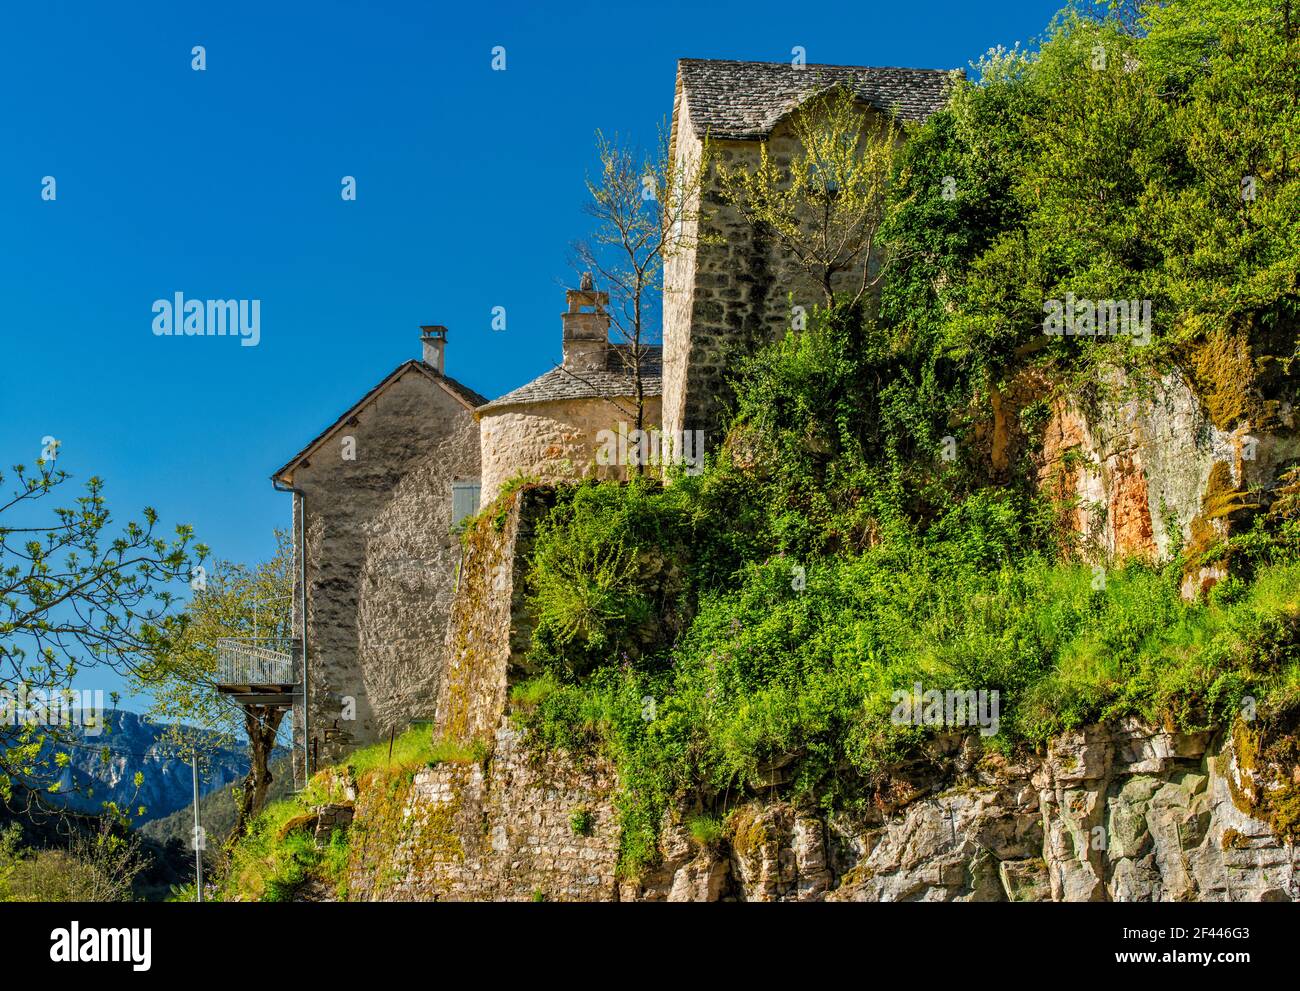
0;0;1064;706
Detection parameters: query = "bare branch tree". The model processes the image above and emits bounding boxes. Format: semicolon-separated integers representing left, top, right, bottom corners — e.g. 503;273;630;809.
572;122;712;456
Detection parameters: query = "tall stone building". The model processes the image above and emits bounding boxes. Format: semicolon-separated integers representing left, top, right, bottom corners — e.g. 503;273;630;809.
272;329;486;768
476;281;663;504
662;59;957;445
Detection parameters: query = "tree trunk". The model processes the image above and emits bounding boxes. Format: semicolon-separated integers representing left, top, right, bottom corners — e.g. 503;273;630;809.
228;704;287;848
633;288;646;476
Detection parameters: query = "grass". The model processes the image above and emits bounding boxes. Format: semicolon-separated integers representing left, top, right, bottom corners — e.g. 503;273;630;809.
518;543;1300;878
687;814;724;847
220;796;333;902
511;672;560;708
219;724;487;901
345;726;438;777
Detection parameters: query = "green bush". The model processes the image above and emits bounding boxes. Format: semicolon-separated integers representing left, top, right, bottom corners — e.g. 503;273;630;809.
569;806;594;837
520;481;1300;876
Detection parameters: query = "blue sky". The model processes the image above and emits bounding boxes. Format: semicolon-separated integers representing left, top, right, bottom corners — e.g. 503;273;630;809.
0;0;1065;706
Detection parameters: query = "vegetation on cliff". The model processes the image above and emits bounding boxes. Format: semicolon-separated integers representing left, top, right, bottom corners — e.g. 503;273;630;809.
881;0;1299;429
515;0;1300;877
518;474;1300;873
213;0;1300;893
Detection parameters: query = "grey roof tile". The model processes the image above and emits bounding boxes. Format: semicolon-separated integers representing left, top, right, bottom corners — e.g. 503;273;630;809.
420;361;490;408
477;345;662;414
678;58;960;140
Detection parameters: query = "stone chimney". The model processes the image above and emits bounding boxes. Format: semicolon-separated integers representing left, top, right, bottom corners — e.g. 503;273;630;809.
420;325;447;373
562;274;610;373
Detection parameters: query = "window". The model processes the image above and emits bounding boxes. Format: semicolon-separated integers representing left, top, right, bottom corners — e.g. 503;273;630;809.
451;480;481;528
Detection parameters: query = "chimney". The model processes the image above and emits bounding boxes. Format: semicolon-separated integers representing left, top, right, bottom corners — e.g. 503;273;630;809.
420;325;447;373
562;274;610;373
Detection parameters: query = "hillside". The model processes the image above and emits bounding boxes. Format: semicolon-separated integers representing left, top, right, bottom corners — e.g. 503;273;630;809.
11;711;282;823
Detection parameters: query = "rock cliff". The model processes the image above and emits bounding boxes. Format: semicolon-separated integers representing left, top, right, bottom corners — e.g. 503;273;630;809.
342;711;1298;902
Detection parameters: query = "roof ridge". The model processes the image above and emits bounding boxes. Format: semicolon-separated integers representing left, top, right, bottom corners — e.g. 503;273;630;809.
679;57;959;73
476;346;663;416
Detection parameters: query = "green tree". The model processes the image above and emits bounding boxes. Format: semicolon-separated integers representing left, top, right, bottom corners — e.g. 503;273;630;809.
884;1;1298;422
133;532;293;843
716;86;909;307
0;459;204;802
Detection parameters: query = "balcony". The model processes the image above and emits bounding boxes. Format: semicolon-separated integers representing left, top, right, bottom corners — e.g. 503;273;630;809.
215;637;299;707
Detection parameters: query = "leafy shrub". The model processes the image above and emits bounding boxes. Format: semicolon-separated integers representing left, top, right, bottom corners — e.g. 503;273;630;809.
0;825;145;903
569;806;594;837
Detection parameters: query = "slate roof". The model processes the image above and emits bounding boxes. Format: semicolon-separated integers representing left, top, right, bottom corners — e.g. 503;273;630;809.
476;345;662;416
677;58;959;140
428;363;491;409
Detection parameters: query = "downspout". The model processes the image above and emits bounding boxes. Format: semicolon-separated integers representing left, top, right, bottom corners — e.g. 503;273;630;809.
273;478;311;782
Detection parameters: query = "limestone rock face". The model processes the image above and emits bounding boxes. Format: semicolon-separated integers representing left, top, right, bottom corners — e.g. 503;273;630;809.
1036;368;1300;575
1039;371;1216;561
770;719;1291;903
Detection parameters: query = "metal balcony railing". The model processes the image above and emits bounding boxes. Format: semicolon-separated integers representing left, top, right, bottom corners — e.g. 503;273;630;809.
215;637;297;687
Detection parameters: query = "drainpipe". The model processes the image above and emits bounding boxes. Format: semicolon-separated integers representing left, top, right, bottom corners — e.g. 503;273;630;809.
273;478;311;782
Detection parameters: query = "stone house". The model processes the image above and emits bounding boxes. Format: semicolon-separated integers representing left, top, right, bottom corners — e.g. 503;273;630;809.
271;289;661;772
271;328;486;769
662;58;957;444
476;281;663;504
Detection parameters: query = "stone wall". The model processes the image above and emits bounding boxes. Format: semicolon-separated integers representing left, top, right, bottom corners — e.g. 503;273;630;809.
349;720;620;901
434;486;553;743
290;366;480;772
661;84;702;448
348;485;622;901
343;708;1299;901
477;395;663;506
663;99;886;445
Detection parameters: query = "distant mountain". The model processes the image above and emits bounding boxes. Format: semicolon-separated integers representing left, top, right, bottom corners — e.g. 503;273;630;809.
13;710;287;823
